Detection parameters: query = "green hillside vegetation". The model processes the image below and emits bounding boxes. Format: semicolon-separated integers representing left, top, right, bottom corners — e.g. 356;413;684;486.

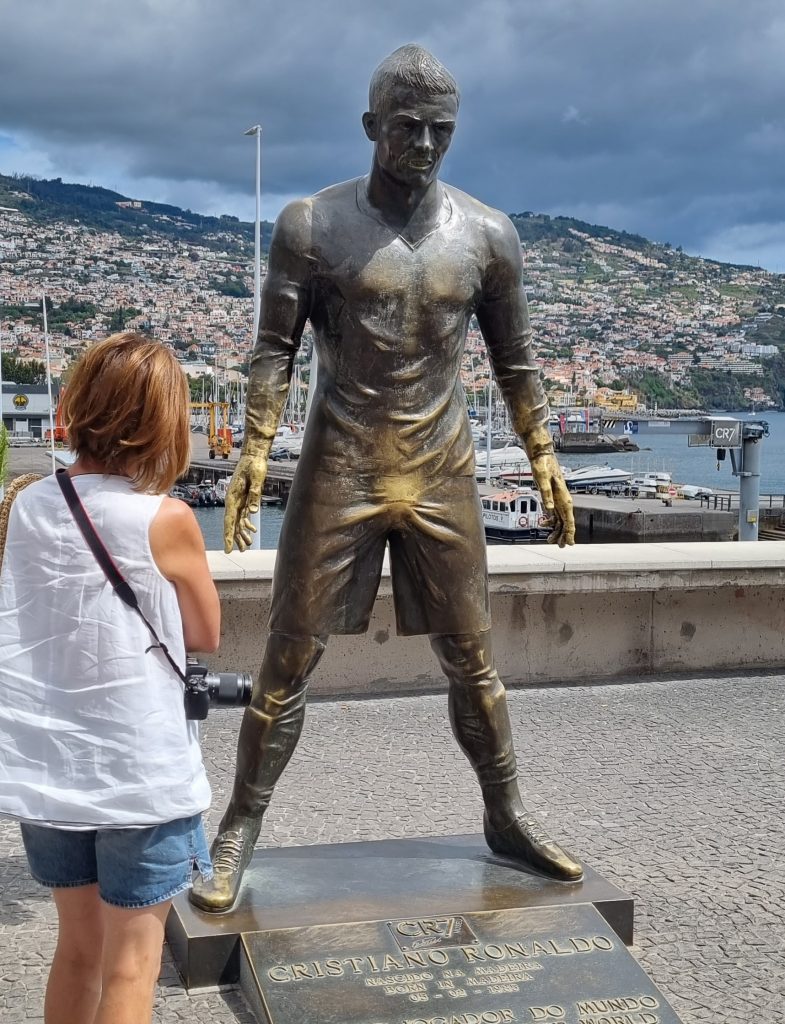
0;172;272;254
209;276;252;298
1;355;46;386
510;211;650;252
0;298;97;333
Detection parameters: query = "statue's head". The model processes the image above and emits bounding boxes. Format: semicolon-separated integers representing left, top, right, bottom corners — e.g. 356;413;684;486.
363;44;460;189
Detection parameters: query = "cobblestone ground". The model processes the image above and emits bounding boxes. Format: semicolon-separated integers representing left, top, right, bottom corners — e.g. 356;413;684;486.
2;673;783;1023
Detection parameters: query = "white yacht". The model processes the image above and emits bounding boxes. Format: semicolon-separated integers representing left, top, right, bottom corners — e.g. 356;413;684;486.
563;465;632;493
473;441;530;477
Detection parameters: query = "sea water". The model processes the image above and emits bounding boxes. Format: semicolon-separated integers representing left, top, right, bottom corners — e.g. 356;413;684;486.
563;410;785;490
195;411;785;549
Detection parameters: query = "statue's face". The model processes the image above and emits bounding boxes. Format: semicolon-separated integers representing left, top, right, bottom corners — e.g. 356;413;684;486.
364;85;458;188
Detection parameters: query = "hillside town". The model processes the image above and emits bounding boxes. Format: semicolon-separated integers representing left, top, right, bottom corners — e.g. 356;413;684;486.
2;185;785;421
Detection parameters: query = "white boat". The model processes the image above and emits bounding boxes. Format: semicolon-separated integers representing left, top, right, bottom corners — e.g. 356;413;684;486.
474;442;530;476
626;472;713;501
265;422;304;459
680;483;714;500
629;471;672;498
564;465;632;493
480;486;551;543
214;478;229;504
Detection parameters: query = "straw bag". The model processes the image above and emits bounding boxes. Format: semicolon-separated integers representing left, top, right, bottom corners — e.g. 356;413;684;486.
0;474;42;571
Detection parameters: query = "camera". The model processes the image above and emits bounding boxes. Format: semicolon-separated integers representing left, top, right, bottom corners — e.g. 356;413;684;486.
184;659;253;720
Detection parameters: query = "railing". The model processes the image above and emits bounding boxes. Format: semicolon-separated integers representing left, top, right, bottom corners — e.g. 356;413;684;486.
700;493;785;512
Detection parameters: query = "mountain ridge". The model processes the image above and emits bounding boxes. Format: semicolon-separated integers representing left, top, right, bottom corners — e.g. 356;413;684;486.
3;169;784;412
0;170;760;272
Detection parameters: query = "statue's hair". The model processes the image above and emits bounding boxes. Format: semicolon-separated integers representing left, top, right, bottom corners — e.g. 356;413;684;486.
369;44;459;114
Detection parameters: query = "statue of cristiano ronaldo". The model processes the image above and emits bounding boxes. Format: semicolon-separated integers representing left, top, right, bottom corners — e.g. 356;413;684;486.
191;44;581;912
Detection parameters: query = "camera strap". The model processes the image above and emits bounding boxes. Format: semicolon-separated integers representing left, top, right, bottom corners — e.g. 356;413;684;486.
55;469;188;685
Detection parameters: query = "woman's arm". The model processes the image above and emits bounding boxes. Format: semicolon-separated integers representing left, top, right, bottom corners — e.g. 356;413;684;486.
149;497;221;653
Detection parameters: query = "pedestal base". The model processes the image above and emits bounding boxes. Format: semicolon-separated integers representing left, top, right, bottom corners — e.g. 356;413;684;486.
168;834;634;989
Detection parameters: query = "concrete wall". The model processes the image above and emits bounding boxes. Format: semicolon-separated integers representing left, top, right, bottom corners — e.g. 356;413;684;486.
206;542;785;697
571;500;735;543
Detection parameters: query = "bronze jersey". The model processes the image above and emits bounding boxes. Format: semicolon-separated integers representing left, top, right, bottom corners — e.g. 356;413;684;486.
305;179;482;477
246;176;549;483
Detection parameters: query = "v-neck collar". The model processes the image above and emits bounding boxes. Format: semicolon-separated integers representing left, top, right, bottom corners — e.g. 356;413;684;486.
355;178;454;251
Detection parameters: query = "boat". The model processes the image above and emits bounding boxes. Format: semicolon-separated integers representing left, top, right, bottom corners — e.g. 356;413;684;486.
564;465;632;494
214;478;229;505
170;485;198;507
629;471;671;499
554;431;639;454
54;449;77;466
629;472;713;501
268;422;304;459
474;442;530;477
479;486;552;544
680;483;714;500
170;483;220;507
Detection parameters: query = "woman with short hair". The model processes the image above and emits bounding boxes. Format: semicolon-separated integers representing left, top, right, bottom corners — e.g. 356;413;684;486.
0;332;220;1024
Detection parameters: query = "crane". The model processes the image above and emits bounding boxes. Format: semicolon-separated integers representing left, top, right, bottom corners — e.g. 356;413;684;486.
190;402;233;459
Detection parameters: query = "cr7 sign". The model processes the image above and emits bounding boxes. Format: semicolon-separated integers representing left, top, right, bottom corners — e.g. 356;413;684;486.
710;420;741;448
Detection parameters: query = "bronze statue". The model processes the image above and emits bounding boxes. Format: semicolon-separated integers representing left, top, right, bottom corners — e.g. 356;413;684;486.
191;44;580;913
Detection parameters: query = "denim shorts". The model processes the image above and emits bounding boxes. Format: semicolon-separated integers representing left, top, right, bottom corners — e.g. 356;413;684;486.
20;815;213;909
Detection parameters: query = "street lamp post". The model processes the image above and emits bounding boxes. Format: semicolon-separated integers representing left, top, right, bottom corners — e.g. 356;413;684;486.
244;125;262;549
244;125;262;341
42;292;56;474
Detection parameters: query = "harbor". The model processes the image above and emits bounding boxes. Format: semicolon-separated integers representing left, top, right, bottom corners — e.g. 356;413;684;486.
10;412;785;548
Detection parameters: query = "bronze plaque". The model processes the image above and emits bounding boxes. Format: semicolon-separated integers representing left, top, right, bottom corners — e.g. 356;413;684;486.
241;904;682;1024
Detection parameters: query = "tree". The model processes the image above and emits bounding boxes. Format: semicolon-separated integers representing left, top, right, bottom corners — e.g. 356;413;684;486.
1;355;46;385
108;306;142;332
209;276;252;299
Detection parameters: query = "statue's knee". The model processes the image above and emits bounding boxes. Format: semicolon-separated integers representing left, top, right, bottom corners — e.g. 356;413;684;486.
257;632;328;696
430;630;494;680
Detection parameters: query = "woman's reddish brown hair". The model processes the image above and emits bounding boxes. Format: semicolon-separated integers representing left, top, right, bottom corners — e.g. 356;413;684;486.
61;332;190;493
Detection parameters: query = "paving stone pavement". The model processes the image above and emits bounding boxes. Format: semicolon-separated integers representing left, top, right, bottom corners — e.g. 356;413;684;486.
2;672;784;1023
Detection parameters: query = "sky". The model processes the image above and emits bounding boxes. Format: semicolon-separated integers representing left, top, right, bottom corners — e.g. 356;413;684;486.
1;0;784;270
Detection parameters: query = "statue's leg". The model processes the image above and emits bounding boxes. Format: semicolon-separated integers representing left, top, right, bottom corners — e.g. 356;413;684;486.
189;631;327;911
429;630;582;881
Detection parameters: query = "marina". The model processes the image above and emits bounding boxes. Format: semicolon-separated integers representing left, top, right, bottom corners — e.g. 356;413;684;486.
7;412;785;548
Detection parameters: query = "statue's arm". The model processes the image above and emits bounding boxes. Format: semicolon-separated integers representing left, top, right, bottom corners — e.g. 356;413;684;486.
475;214;550;449
476;214;575;546
242;199;313;459
223;200;313;552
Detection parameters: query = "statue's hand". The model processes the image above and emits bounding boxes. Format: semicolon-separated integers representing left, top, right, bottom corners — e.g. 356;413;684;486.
530;453;575;548
223;453;269;553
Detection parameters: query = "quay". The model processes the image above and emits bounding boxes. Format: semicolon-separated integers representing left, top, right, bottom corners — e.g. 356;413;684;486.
184;435;295;503
570;492;735;542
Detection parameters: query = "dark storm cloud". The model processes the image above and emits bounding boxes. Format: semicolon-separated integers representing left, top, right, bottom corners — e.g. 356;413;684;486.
1;0;784;265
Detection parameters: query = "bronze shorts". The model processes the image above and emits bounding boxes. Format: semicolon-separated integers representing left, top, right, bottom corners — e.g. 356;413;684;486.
269;470;490;637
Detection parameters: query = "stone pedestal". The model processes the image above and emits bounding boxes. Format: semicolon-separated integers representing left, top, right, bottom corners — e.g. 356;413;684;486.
167;835;681;1023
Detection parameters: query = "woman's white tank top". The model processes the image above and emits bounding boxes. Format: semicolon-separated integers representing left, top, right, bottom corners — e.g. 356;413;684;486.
0;473;211;828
